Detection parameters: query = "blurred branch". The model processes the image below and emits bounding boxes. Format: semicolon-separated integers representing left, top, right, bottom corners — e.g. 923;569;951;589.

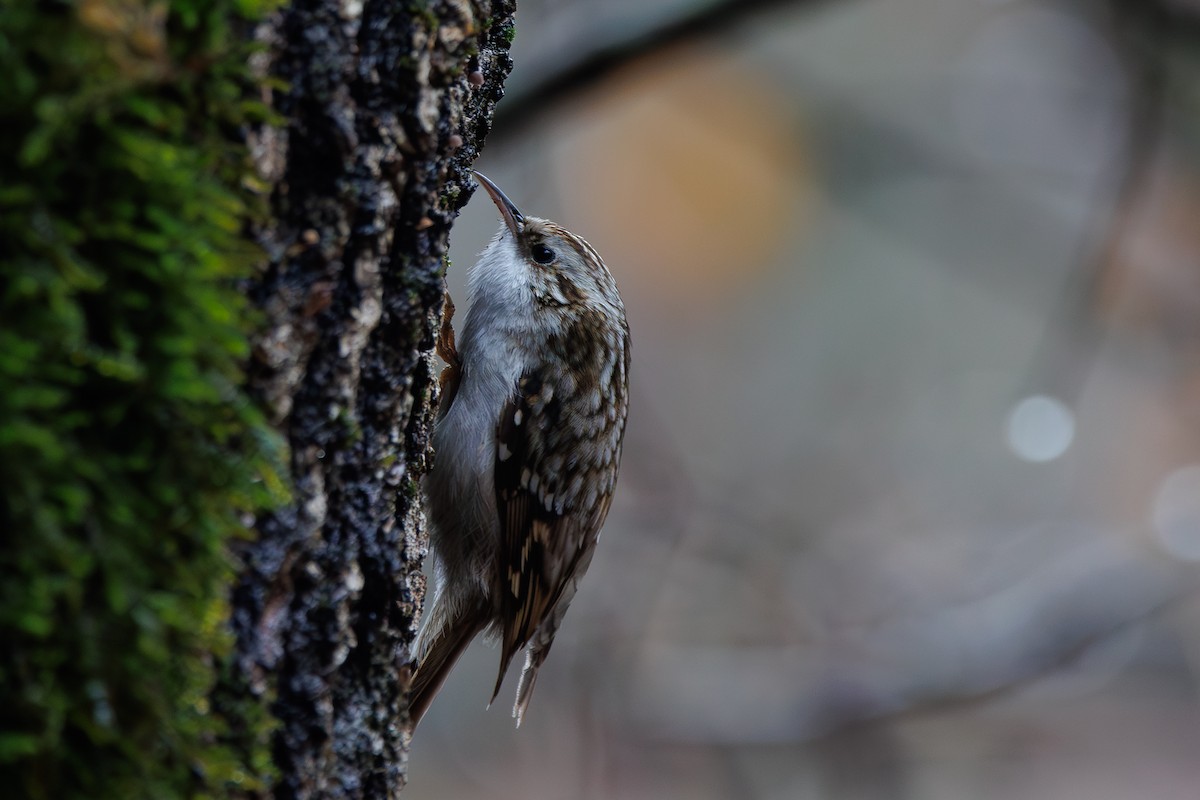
631;538;1198;742
494;0;839;133
1022;0;1174;402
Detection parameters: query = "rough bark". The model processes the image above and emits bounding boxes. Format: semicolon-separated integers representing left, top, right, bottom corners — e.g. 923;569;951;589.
230;2;516;796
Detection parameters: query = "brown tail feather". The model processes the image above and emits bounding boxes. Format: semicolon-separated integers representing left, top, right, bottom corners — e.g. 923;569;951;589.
512;644;551;727
408;610;486;728
490;642;520;708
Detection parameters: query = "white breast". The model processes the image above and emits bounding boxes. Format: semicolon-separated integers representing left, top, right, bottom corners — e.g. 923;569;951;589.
426;230;533;584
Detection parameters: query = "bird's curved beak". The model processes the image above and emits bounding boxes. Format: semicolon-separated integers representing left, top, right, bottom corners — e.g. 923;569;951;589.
473;171;524;238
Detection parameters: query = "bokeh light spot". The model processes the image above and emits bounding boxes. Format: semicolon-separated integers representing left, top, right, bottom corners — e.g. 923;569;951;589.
1151;464;1200;561
1005;394;1075;462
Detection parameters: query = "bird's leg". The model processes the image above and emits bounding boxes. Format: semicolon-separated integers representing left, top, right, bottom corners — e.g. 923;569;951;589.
436;290;462;414
436;290;459;367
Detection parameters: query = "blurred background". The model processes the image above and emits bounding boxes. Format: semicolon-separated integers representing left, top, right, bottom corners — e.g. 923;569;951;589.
409;0;1200;797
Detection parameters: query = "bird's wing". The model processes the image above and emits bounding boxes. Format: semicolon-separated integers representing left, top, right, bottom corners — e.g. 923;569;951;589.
491;369;592;703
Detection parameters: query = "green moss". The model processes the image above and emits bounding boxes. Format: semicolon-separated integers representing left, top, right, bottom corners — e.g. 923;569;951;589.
408;0;438;31
0;1;284;797
336;405;363;445
400;477;421;504
440;185;461;210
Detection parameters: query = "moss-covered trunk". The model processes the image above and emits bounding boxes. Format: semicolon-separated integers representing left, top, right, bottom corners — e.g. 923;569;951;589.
231;1;516;797
0;0;515;797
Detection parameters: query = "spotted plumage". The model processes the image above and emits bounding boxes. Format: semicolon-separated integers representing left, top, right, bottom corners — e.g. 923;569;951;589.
410;173;629;727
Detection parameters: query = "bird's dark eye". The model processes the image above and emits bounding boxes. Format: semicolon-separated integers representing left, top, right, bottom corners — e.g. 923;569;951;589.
531;243;556;265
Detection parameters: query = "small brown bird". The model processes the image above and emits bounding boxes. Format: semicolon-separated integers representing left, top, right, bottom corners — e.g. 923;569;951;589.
410;172;630;727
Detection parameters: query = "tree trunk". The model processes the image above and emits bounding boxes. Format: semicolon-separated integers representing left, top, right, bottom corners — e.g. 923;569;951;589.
230;2;515;796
